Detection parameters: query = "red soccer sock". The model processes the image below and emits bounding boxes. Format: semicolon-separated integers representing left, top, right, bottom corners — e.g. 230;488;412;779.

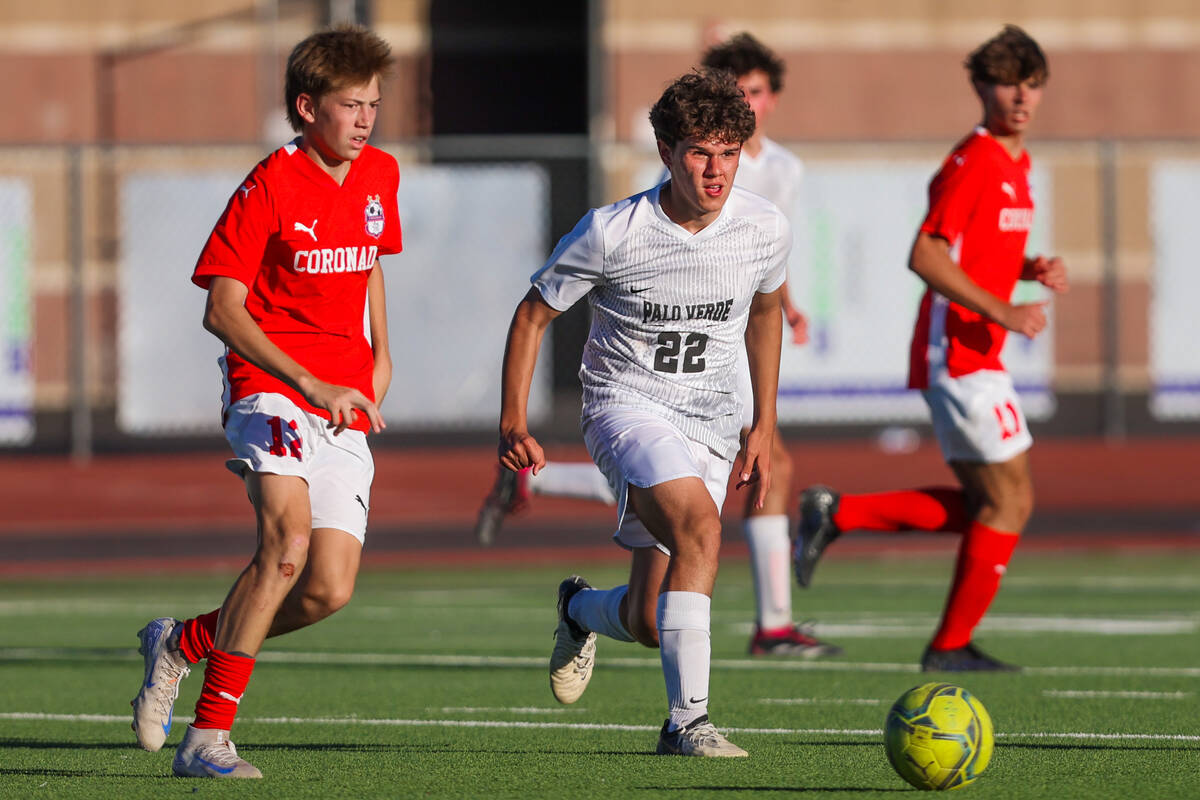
832;488;968;533
176;609;221;664
192;649;256;731
929;521;1020;651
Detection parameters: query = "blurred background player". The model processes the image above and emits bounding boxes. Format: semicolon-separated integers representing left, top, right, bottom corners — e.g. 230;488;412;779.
498;69;787;756
129;25;401;777
793;25;1068;672
476;32;840;659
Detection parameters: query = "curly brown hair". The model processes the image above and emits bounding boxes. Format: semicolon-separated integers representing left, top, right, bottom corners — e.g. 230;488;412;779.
649;69;756;149
285;24;395;133
701;32;786;93
965;25;1048;86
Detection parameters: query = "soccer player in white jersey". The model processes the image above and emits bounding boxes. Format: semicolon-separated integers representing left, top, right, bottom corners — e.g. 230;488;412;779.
497;69;787;756
476;33;840;659
794;26;1068;672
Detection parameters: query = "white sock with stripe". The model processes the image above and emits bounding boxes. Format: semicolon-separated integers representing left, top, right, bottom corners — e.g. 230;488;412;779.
743;514;793;631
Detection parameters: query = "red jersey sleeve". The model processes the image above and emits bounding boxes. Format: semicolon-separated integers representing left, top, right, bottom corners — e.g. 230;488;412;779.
376;158;403;256
192;171;276;290
919;149;986;246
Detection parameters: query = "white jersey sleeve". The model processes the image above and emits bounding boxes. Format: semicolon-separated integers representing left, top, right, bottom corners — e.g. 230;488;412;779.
532;209;606;310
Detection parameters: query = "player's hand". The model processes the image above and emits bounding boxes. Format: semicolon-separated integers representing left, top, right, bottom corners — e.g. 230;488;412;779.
305;380;385;435
999;301;1049;339
499;429;546;474
1029;255;1069;293
735;427;772;510
786;308;809;346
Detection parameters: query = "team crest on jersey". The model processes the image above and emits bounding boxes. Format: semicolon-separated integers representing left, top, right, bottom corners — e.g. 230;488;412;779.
364;194;385;238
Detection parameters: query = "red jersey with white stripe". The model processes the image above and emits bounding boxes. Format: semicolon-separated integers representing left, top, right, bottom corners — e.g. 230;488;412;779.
193;140;403;432
908;128;1033;389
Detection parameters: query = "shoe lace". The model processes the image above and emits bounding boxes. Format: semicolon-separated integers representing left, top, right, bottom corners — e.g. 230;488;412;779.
197;737;241;767
684;720;724;747
152;653;191;715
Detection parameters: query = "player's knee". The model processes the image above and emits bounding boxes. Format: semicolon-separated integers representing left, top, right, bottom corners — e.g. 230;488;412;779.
673;515;722;563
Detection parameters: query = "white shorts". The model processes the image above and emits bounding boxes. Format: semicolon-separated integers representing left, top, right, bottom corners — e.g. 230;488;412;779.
223;392;374;543
922;369;1033;464
582;408;733;554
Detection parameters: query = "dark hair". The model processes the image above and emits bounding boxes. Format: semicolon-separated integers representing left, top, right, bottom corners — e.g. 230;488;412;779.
965;25;1048;86
284;24;395;132
701;32;785;93
649;69;756;148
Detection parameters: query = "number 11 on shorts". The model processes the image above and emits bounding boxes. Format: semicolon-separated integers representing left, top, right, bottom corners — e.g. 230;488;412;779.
268;416;303;460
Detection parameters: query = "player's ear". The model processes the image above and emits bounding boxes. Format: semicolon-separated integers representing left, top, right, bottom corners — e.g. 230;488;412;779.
656;139;673;168
296;92;319;125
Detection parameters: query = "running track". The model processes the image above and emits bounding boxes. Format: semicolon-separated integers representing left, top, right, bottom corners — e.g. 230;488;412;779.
1;437;1196;575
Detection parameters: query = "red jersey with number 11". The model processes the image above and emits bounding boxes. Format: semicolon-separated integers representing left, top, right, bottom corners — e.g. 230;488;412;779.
908;127;1033;389
192;140;403;432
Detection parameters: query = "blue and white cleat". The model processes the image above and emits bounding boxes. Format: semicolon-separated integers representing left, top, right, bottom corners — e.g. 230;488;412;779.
172;725;262;778
131;617;190;752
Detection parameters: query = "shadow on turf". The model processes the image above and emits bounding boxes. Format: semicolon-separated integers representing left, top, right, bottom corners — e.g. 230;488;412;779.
641;787;908;794
0;768;152;779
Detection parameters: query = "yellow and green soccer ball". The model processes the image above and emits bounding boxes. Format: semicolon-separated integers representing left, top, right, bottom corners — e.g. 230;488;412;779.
884;682;994;790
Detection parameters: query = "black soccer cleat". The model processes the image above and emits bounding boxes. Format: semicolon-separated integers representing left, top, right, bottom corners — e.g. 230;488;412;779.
793;485;842;588
921;641;1021;672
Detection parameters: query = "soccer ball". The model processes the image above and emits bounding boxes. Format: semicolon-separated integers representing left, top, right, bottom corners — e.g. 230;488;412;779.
884;682;994;790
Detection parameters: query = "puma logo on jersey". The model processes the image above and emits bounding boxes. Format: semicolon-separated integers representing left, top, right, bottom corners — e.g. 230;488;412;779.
1000;181;1017;201
294;219;319;242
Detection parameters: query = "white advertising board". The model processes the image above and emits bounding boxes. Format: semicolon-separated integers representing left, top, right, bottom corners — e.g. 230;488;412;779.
119;163;549;434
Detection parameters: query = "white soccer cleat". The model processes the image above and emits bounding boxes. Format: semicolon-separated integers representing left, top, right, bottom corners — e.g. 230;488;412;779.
656;715;749;757
549;576;597;704
131;617;191;752
172;725;262;779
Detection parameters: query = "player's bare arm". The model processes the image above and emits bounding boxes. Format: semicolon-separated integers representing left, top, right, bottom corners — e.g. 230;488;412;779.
204;276;384;434
779;280;809;345
1022;254;1069;293
739;286;783;508
498;287;562;473
909;231;1048;339
366;262;392;406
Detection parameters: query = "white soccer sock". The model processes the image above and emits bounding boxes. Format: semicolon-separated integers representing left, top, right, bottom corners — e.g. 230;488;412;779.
568;585;635;642
744;514;794;631
657;591;711;731
528;462;617;505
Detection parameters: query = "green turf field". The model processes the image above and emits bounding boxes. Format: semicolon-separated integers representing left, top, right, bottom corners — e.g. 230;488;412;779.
2;550;1197;798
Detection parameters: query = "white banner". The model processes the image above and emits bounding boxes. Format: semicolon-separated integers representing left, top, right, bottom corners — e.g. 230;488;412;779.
119;163;549;434
0;179;33;444
1149;161;1200;418
780;161;1056;423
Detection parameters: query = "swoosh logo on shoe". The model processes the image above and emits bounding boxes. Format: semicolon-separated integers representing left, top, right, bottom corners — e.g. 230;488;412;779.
195;755;236;775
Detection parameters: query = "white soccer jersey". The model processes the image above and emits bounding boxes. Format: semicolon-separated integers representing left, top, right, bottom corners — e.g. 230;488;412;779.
734;137;804;219
533;184;790;459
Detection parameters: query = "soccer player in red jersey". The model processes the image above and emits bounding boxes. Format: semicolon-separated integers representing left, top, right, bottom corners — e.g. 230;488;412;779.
793;25;1068;672
129;26;401;777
